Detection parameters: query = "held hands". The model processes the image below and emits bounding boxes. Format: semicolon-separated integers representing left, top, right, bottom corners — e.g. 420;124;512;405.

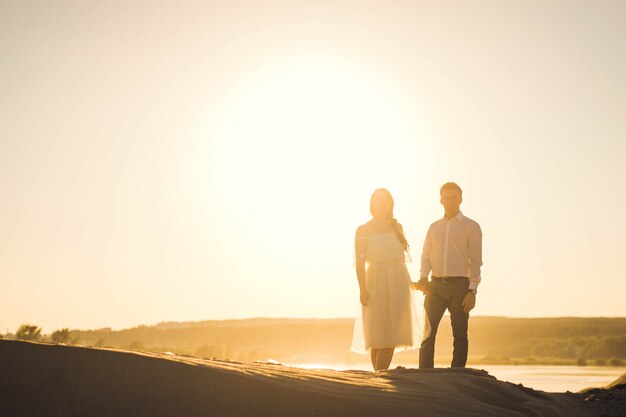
413;279;430;295
360;289;369;306
462;292;476;313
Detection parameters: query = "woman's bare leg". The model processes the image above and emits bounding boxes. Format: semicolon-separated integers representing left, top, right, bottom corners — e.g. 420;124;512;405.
375;348;394;371
370;349;378;370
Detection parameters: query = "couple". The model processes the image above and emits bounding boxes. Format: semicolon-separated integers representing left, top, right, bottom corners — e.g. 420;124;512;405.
351;182;483;371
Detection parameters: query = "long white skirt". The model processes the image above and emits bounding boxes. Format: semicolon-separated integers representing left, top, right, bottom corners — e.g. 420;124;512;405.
351;261;424;354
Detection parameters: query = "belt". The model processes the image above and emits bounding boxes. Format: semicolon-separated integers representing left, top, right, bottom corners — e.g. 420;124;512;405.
431;276;469;284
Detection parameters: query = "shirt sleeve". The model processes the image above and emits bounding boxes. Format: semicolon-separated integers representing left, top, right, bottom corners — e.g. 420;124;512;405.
419;225;432;279
468;223;483;290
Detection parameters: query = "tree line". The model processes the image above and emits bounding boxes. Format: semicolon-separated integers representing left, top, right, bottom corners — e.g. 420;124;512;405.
3;317;624;366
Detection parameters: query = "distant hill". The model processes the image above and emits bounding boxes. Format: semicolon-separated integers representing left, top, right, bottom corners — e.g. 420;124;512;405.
40;316;626;366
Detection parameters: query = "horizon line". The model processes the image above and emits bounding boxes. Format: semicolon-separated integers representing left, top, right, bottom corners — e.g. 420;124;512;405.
7;314;625;334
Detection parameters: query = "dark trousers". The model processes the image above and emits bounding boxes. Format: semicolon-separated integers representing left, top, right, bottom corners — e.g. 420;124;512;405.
419;278;470;368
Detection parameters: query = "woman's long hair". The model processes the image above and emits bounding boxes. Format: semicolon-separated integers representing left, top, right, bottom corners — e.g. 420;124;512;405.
370;188;409;252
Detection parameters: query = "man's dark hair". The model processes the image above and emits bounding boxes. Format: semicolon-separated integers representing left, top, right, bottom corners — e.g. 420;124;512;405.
440;182;462;196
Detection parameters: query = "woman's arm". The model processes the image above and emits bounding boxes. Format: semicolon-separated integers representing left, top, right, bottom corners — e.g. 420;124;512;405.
355;226;368;306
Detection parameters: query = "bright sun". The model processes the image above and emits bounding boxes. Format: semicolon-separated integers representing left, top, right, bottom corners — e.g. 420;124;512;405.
208;57;423;248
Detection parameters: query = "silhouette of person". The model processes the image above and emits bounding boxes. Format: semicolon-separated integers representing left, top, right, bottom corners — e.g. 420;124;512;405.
351;188;422;371
415;182;483;368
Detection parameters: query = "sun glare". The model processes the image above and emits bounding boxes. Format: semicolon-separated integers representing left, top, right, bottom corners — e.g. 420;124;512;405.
208;57;422;248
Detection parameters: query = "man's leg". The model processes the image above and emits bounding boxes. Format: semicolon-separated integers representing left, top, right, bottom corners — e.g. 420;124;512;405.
449;279;470;368
419;284;447;368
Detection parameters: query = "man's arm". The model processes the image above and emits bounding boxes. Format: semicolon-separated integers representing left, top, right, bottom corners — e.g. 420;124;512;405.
468;223;483;290
417;226;433;290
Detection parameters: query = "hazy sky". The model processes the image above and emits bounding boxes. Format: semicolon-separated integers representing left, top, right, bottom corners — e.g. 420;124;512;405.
2;1;625;333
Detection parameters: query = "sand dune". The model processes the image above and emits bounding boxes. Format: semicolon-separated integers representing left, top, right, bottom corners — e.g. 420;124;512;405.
0;340;623;417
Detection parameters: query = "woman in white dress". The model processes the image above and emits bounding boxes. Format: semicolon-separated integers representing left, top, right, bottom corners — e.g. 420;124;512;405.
352;188;422;371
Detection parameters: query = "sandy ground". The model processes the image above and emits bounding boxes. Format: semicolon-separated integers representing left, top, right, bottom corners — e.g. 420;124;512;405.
0;340;624;417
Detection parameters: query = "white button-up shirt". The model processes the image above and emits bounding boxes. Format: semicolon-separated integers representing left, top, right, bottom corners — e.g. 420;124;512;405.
420;212;483;290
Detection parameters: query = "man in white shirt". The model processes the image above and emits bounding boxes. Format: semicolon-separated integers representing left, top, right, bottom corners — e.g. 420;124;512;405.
415;182;482;368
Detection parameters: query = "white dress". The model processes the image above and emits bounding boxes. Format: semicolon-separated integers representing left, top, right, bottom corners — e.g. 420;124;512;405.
351;232;423;353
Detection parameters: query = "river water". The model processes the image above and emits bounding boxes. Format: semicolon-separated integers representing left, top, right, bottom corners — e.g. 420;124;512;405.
289;363;625;392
